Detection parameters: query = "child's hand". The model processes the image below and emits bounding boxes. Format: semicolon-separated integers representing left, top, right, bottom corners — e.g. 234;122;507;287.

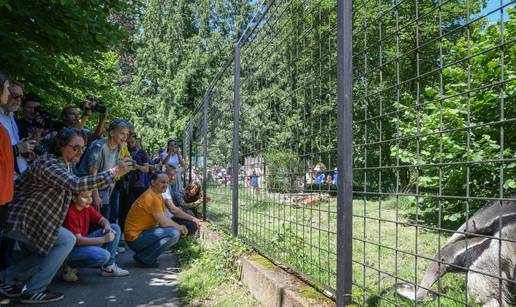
104;232;115;243
103;226;116;234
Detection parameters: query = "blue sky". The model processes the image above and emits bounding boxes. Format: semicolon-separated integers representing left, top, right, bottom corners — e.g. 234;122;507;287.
482;0;512;23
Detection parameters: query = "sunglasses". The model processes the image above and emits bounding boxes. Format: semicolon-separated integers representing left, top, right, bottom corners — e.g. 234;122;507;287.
67;144;87;152
10;93;23;101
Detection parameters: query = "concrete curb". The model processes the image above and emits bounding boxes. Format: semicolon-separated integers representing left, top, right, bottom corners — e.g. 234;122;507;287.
198;224;335;307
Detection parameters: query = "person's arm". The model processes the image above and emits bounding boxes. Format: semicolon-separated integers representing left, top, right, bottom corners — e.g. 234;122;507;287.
97;216;115;233
89;166;102;209
37;159;130;194
151;211;188;236
135;164;150;173
75;231;115;246
177;148;186;168
78;109;92;129
161;149;174;166
164;199;201;226
90;111;108;142
181;198;203;210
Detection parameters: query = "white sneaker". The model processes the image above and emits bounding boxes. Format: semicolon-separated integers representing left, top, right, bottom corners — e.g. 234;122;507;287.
101;263;129;277
62;265;79;282
117;246;126;254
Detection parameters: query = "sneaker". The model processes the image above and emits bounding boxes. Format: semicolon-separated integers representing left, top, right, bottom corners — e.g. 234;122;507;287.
19;289;64;304
0;283;22;298
117;246;126;254
101;263;129;277
62;265;79;282
133;254;159;268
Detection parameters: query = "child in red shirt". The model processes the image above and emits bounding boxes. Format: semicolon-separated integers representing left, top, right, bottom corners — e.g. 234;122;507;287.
62;191;129;282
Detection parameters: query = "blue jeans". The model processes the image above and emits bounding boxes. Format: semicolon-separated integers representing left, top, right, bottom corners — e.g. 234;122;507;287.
102;185;120;224
171;217;197;236
67;224;121;268
0;227;76;294
126;227;180;264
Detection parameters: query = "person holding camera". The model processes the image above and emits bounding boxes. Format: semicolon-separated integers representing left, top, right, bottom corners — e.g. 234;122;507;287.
16;93;41;140
16;93;55;159
0;80;34;175
161;139;186;193
60;96;107;143
77;119;133;222
0;128;133;304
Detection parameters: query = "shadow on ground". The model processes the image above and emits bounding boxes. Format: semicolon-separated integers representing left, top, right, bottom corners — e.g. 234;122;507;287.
1;249;182;307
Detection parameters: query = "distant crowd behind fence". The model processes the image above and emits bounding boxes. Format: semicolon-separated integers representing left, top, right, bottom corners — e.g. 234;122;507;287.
182;0;515;305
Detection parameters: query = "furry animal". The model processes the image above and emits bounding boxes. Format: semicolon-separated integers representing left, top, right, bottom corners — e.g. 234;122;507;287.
396;198;516;306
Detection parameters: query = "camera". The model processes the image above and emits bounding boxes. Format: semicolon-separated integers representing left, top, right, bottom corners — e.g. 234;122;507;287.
81;96;107;114
33;106;53;130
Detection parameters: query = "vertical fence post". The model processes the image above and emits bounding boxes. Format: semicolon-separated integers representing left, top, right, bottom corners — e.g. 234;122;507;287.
336;0;353;305
182;130;187;187
231;44;241;237
188;122;193;184
202;94;209;221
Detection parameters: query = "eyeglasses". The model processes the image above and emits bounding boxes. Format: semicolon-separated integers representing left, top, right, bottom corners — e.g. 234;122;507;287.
10;94;23;101
67;144;87;152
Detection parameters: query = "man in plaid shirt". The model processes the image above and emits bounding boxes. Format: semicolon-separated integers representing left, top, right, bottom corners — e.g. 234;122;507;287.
0;128;132;304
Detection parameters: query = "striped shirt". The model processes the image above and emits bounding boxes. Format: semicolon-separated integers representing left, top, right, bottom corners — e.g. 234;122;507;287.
6;154;115;255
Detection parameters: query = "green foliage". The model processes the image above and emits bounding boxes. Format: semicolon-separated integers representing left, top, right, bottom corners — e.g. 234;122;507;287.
262;150;303;192
124;0;255;150
175;234;254;305
0;0;138;102
392;9;516;225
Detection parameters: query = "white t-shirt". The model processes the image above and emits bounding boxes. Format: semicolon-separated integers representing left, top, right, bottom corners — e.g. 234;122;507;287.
162;186;174;218
0;111;28;174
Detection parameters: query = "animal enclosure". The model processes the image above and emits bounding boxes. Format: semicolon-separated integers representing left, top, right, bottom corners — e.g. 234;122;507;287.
183;0;516;305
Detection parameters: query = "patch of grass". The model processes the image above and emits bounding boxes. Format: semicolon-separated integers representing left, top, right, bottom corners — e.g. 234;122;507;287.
247;254;275;269
175;235;257;306
205;185;477;306
299;285;333;302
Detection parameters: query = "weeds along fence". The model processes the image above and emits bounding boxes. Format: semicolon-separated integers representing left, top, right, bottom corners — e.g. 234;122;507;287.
182;0;516;305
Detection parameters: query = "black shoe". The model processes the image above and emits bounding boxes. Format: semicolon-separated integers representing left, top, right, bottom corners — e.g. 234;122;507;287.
133;254;159;268
0;283;22;298
20;289;64;304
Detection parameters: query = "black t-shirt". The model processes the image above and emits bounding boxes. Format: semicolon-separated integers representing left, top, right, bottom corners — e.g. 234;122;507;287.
16;118;33;140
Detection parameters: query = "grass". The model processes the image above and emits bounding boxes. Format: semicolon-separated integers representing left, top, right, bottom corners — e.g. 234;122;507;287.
205;185;477;306
174;235;258;306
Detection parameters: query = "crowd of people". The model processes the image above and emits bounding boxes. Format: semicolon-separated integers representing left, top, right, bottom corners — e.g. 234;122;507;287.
0;74;207;304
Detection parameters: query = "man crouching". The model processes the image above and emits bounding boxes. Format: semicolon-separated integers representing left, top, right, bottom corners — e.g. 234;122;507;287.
124;172;188;267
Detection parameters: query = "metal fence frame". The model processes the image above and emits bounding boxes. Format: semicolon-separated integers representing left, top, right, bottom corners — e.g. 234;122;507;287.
181;0;515;305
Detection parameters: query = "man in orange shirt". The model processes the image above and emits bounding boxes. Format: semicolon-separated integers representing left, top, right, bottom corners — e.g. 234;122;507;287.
124;172;187;267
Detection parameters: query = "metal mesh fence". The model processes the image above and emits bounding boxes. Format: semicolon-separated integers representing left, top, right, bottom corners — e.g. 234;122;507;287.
351;0;515;305
181;0;515;305
205;62;235;230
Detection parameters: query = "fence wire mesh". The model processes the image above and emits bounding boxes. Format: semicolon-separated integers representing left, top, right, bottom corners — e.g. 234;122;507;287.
182;0;516;305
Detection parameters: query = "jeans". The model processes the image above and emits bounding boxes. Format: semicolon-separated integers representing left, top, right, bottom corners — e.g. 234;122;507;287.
0;227;76;294
0;205;15;270
126;227;180;264
171;217;197;236
67;224;121;268
102;184;120;224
